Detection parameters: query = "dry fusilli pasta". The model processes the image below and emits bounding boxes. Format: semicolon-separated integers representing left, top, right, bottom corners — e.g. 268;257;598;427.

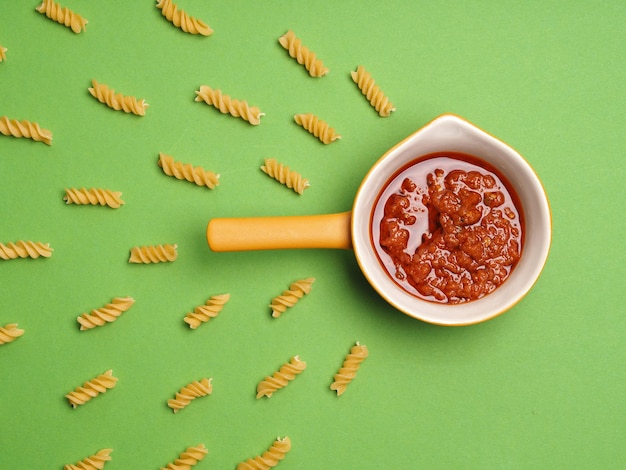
194;85;264;125
293;113;340;144
0;241;53;260
64;448;113;470
260;158;309;195
0;323;25;345
278;30;328;77
63;188;124;209
36;0;88;34
256;355;306;399
160;444;208;470
237;436;291;470
0;116;52;145
66;369;118;408
88;79;148;116
156;0;213;36
128;244;178;264
351;65;396;117
0;45;7;62
184;293;230;329
269;277;315;318
167;378;213;413
158;152;219;189
330;342;369;396
77;297;135;331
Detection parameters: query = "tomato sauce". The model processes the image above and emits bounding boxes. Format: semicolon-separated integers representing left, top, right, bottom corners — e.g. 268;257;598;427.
371;153;524;304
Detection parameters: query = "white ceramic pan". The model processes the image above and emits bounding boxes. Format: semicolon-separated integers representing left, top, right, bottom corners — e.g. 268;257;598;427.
207;114;551;325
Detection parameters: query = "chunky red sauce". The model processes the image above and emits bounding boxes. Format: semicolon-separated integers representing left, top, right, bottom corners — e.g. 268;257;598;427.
372;153;524;304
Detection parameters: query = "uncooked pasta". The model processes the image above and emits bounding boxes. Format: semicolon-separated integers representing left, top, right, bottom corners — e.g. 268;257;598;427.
156;0;213;36
63;188;124;209
77;297;135;331
0;323;25;345
160;444;208;470
184;293;230;329
88;79;148;116
278;30;328;77
64;449;112;470
158;153;219;189
194;85;264;125
293;113;340;144
237;436;291;470
167;378;213;413
0;241;53;260
351;65;396;117
0;116;52;145
128;244;178;264
269;277;315;318
65;369;118;408
36;0;88;34
256;356;306;399
330;342;369;396
260;158;309;195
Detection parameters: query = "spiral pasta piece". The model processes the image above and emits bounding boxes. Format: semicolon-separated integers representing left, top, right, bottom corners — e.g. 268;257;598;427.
260;158;309;195
194;85;264;125
237;436;291;470
0;45;7;62
256;356;306;399
128;243;178;264
330;342;369;396
77;297;135;331
65;369;118;408
278;30;328;77
64;448;113;470
156;0;213;36
351;65;396;117
36;0;88;34
0;241;53;260
63;188;124;209
293;113;340;144
184;293;230;329
160;444;208;470
0;116;52;145
269;277;315;318
0;323;25;345
88;79;148;116
158;152;220;189
167;377;213;413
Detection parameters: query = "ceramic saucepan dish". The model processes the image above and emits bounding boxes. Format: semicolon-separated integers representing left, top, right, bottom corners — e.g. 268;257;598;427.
207;114;552;325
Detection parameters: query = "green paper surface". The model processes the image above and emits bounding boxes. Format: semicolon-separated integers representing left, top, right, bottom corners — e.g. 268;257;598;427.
1;1;624;468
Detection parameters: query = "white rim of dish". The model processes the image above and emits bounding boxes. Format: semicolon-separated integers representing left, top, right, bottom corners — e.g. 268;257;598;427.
351;114;552;326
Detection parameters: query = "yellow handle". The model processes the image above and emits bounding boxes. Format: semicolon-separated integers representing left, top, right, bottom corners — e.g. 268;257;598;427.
207;211;352;252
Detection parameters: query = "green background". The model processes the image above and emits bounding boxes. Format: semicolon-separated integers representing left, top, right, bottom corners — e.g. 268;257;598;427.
1;1;624;468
